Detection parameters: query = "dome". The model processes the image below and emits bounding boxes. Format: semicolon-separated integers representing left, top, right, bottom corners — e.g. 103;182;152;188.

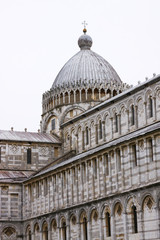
52;32;122;90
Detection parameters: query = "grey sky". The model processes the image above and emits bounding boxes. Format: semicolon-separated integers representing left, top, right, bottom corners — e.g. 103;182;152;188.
0;0;160;132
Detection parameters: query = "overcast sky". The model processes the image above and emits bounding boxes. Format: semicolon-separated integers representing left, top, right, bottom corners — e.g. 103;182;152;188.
0;0;160;132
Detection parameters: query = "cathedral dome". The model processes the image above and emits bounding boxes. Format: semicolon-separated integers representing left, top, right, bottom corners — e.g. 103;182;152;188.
51;32;122;90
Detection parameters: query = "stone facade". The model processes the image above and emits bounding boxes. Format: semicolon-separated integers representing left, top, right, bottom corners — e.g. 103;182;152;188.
0;30;160;240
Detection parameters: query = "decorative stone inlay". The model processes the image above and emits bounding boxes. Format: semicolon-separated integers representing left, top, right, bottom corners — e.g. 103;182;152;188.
157;90;160;99
115;203;122;217
138;100;144;114
71;216;76;225
93;211;98;221
1;186;9;194
9;145;20;154
157;136;160;145
144;196;154;212
39;147;49;155
121;107;126;116
139;140;144;152
52;219;57;230
123;147;128;157
2;227;16;240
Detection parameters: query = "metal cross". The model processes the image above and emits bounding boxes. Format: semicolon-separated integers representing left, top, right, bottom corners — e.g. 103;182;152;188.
82;21;88;29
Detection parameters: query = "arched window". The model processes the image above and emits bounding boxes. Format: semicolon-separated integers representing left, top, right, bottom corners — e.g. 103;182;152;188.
29;230;32;240
42;223;48;240
148;138;153;162
70;90;74;104
149;97;153;118
113;90;117;96
81;89;86;102
131;105;135;125
86;127;89;145
100;88;105;99
132;205;138;233
106;89;111;99
60;93;63;105
83;217;88;240
132;144;137;166
87;88;92;101
65;92;69;104
99;120;102;139
106;212;111;237
94;88;99;100
76;90;80;102
115;113;118;133
62;221;66;240
116;149;121;172
27;148;31;164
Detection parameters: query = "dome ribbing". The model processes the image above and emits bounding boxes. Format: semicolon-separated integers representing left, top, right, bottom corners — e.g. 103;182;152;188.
52;32;122;90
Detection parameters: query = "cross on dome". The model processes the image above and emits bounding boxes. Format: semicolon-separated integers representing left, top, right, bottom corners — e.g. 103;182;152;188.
82;21;88;34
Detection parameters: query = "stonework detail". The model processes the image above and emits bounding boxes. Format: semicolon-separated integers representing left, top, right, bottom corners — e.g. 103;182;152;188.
0;31;160;240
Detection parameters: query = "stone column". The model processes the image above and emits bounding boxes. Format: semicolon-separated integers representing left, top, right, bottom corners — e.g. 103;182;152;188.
52;176;55;210
114;149;118;192
138;210;144;240
66;217;70;240
80;164;84;201
82;130;85;151
110;117;113;139
77;222;81;240
52;95;54;108
75;166;78;203
91;159;95;199
80;89;82;102
85;89;88;100
152;136;158;180
40;231;43;240
135;105;138;129
97;157;100;196
74;91;76;103
63;92;65;104
61;172;63;207
144;101;147;124
144;139;149;183
48;228;51;240
118;114;121;135
102;154;107;195
66;170;69;205
71;168;73;205
68;91;70;104
92;88;94;100
123;212;128;240
89;127;91;148
111;214;116;240
57;227;60;240
56;174;59;209
99;217;103;240
108;152;112;194
95;124;98;145
127;109;129;131
86;162;89;200
136;140;141;186
102;120;105;142
88;220;91;240
48;177;50;212
120;146;124;189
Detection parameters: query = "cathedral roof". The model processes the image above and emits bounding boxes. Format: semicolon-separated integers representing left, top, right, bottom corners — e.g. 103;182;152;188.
0;130;61;144
52;31;122;90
